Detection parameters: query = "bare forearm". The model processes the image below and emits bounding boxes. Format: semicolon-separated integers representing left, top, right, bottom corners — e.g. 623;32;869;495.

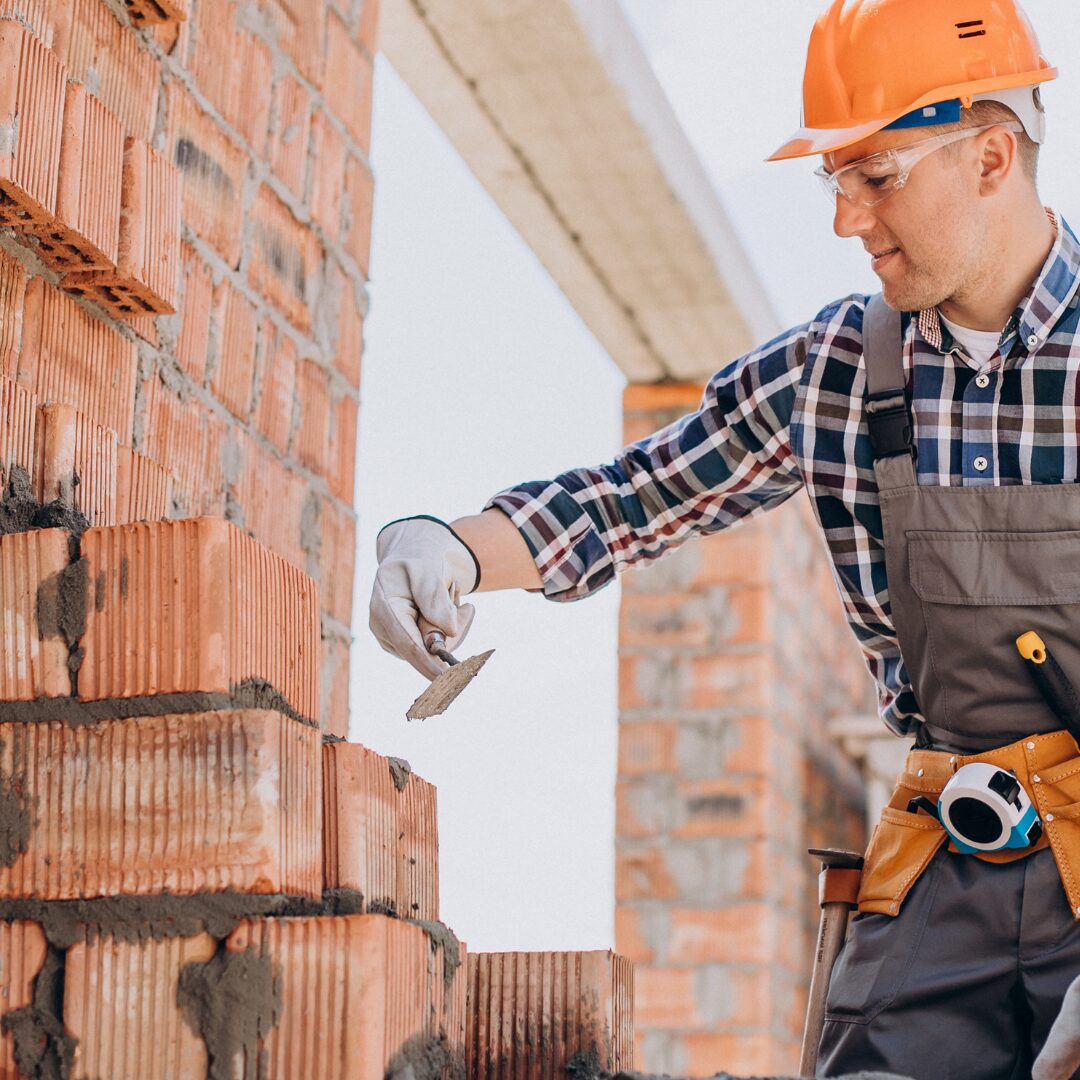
450;509;543;593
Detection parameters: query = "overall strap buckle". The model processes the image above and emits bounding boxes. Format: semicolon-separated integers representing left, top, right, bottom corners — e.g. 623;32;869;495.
865;388;913;460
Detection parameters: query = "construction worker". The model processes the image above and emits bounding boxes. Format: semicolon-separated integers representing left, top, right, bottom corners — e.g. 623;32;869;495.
370;1;1080;1075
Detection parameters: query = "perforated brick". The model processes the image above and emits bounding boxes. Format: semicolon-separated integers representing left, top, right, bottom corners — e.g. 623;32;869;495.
115;443;172;524
79;516;320;722
0;709;322;899
36;401;118;527
323;741;438;919
0;921;47;1074
225;914;466;1080
30;81;123;272
0;371;37;489
121;0;188;28
0;19;64;227
467;952;635;1080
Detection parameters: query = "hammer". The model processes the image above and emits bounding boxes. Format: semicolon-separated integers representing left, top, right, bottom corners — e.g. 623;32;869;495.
799;847;864;1077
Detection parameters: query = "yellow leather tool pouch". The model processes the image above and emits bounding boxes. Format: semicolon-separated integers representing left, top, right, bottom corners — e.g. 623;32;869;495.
857;729;1080;917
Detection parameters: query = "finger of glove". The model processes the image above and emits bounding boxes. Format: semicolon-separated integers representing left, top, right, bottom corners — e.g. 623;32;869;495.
369;580;448;680
412;573;473;638
442;601;475;652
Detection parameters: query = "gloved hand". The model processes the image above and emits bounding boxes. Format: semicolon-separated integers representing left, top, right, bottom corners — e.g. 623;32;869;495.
369;515;482;680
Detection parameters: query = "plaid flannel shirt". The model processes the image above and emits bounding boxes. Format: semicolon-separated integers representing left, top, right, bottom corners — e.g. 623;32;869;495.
484;210;1080;737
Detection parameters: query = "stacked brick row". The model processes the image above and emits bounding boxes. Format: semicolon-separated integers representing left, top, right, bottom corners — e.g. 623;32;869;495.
0;0;368;735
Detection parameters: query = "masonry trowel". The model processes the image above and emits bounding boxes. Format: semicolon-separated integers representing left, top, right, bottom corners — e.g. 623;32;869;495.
405;615;494;720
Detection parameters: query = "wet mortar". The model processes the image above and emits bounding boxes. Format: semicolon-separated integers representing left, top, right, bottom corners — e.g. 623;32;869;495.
0;468;89;541
178;944;280;1080
385;1032;465;1080
1;945;76;1080
387;756;411;792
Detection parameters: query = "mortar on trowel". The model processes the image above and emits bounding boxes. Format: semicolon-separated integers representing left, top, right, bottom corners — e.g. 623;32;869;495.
405;615;493;720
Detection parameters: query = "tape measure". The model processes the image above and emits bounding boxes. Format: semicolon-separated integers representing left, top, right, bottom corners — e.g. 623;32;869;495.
926;763;1043;854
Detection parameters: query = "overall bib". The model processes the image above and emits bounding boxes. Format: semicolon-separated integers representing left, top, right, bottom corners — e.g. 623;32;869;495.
817;297;1080;1079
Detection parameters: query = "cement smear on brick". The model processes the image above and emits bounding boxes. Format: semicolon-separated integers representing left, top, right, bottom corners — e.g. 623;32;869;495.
35;558;88;677
409;919;461;989
0;684;319;728
178;945;280;1080
0;468;89;539
0;891;363;950
0;760;31;867
388;755;412;792
1;945;76;1080
386;1032;465;1080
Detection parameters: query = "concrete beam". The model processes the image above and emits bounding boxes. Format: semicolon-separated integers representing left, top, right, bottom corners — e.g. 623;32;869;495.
379;0;779;383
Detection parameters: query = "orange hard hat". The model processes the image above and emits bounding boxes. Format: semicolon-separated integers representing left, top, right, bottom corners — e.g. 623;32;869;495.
769;0;1057;162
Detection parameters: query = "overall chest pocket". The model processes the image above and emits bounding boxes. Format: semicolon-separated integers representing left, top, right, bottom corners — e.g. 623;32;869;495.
907;530;1080;737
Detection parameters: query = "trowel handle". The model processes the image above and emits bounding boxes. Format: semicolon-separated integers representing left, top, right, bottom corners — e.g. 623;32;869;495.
418;615;459;666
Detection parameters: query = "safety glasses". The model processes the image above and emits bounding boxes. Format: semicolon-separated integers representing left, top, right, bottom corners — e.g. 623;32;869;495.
815;122;1025;208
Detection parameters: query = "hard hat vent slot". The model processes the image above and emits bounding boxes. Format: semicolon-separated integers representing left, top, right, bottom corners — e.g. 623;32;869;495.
955;19;986;39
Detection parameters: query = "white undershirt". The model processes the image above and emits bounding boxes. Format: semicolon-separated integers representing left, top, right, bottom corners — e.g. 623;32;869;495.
939;312;1003;370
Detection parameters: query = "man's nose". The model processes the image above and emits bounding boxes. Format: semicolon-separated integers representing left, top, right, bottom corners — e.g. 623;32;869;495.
832;194;878;239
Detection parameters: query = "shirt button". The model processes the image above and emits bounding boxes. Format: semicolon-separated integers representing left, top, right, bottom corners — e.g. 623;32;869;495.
1028;333;1040;349
973;456;988;472
975;374;991;388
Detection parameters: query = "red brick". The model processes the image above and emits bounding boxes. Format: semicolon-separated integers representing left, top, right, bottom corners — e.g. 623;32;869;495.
358;0;379;57
619;592;710;649
0;19;64;226
617;722;677;777
343;153;373;277
139;375;226;517
166;79;247;267
30;81;123;272
616;846;678;902
269;73;311;196
614;907;655;964
18;278;138;444
320;630;350;736
232;431;309;568
64;137;182;317
0;371;37;488
0;710;321;898
252;317;296;453
0;248;27;377
332;262;363;388
80;517;321;723
635;967;698;1030
323;741;438;918
226;914;466;1079
0;0;58;44
0;921;47;1074
226;29;273;151
186;0;234;117
115;443;172;524
325;10;372;151
259;0;325;87
209;277;257;419
666;905;772;966
671;777;767;840
467;952;634;1078
682;1031;778;1078
65;933;214;1079
329;390;357;503
248;184;321;332
292;358;331;475
37;401;118;527
0;528;70;700
319;495;355;626
61;0;159;141
309;109;346;237
121;0;189;28
175;242;213;384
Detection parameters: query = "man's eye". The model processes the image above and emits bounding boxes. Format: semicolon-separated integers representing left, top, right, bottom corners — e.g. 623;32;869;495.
862;175;890;188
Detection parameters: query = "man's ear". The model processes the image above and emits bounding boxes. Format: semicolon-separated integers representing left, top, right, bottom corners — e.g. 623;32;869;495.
977;127;1017;195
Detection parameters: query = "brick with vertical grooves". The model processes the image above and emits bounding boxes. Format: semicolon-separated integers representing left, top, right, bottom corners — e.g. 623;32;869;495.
0;18;64;227
0;921;47;1074
326;10;373;152
0;371;37;488
65;932;214;1079
0;247;27;377
467;952;635;1080
121;0;189;29
36;401;118;527
0;528;70;701
323;741;438;919
0;710;322;899
18;278;138;444
64;137;182;317
209;277;257;419
115;443;172;524
175;242;214;384
225;914;466;1079
30;80;123;272
79;517;320;722
252;317;296;453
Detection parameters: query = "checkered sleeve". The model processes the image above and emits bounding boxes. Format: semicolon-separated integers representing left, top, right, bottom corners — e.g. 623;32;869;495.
483;323;813;602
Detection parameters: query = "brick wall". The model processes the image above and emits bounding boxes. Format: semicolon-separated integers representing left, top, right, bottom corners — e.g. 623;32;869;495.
0;0;372;736
616;384;871;1077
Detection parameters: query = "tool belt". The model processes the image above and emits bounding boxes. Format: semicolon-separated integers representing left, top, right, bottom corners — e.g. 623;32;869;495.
858;729;1080;918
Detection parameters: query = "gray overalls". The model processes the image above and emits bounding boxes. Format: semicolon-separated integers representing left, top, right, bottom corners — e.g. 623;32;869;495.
817;297;1080;1079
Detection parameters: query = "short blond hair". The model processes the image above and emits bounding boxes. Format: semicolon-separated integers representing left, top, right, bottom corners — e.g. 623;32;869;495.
958;99;1040;184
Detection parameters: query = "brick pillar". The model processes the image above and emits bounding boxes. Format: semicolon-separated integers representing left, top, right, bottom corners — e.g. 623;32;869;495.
615;384;872;1076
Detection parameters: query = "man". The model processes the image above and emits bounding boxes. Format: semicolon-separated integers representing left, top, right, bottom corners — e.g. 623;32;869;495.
371;1;1080;1075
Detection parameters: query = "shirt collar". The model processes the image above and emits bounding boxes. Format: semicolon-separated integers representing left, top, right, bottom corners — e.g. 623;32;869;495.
915;207;1080;357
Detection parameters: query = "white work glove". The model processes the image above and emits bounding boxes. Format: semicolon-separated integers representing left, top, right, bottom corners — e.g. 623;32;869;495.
1034;973;1080;1080
369;515;481;680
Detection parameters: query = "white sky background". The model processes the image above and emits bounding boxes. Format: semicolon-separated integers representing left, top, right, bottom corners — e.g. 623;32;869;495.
351;3;1080;953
